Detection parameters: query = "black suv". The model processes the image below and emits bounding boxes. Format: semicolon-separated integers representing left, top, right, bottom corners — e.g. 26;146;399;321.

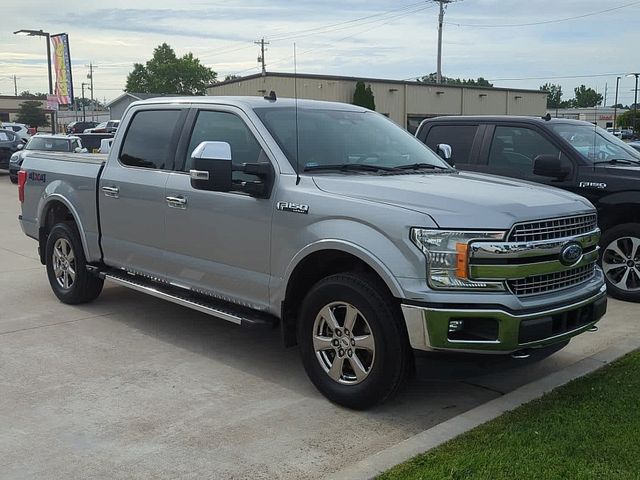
416;116;640;302
66;121;99;134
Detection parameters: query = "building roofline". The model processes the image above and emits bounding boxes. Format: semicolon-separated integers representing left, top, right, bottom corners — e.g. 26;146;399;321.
106;92;143;107
208;71;545;94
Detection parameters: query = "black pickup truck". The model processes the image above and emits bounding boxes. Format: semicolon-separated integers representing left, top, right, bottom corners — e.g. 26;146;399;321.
416;116;640;302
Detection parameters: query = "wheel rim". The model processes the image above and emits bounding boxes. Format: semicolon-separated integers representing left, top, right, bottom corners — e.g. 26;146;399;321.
602;236;640;292
312;302;375;385
52;238;76;290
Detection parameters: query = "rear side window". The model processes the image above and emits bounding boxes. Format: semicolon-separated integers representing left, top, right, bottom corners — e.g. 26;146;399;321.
119;110;182;169
424;125;478;165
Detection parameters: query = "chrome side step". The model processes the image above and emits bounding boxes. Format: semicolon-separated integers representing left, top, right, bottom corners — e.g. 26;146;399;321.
102;270;276;329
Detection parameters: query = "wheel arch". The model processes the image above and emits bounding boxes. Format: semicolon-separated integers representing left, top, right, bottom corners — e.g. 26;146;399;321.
279;241;404;347
37;195;90;265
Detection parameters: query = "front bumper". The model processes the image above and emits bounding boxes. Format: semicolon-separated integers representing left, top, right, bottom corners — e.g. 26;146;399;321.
402;284;607;354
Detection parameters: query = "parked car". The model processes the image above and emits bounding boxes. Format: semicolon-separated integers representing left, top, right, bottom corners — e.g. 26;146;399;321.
416;115;640;302
0;128;27;171
84;120;119;133
17;97;607;409
0;122;32;140
67;121;99;134
606;127;623;138
9;134;86;183
621;129;636;140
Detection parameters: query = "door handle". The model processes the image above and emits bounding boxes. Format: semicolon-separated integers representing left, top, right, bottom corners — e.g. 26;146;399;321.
166;195;187;209
102;185;119;198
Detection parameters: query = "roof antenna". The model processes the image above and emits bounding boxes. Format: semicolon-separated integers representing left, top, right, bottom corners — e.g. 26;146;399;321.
294;43;301;185
264;90;277;101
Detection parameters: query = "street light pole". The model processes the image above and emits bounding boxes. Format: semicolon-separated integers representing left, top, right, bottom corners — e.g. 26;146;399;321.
13;29;55;133
81;82;88;122
630;73;639;134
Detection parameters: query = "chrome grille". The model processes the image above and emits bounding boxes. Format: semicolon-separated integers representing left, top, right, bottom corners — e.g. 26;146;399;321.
509;214;598;242
508;263;596;297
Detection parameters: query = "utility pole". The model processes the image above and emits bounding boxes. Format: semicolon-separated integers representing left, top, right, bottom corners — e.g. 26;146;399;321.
630;73;639;133
255;38;269;76
86;63;96;121
603;83;608;108
12;75;18;96
81;82;88;122
435;0;454;84
614;76;621;130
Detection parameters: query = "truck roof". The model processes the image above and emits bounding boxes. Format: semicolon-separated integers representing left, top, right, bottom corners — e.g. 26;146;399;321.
422;115;593;127
130;95;369;112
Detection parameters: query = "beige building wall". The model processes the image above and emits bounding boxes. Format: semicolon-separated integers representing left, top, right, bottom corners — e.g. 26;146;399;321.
206;74;547;131
0;96;56;131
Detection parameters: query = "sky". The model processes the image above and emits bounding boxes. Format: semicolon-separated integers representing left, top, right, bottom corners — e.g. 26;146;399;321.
1;0;639;105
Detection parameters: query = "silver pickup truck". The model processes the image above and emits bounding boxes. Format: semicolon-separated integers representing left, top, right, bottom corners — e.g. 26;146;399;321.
18;96;607;409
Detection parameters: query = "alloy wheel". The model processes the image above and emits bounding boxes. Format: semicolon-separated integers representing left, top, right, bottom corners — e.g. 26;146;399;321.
602;236;640;291
52;238;76;290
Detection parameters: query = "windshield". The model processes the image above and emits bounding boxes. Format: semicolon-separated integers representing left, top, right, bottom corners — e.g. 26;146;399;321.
26;137;71;152
551;124;640;163
254;107;451;173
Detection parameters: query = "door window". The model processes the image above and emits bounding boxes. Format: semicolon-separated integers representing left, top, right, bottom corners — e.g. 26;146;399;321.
424;125;478;165
184;111;266;182
488;126;562;174
119;110;182;169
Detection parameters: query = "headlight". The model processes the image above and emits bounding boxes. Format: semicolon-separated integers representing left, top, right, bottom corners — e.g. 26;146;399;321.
10;153;20;163
411;228;506;291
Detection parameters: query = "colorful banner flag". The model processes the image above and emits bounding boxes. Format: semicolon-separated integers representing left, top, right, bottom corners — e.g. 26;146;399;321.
51;34;74;105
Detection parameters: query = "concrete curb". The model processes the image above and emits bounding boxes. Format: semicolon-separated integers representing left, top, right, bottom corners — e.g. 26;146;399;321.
325;337;640;480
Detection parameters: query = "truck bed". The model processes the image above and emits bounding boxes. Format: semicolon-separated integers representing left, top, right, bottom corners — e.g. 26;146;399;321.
19;152;106;263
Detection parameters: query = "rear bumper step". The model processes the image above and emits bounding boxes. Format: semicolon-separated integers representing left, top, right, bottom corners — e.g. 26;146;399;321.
100;269;277;329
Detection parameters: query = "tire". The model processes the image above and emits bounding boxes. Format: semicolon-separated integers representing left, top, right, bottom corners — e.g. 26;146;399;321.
45;222;104;304
297;273;411;409
9;175;17;184
601;223;640;302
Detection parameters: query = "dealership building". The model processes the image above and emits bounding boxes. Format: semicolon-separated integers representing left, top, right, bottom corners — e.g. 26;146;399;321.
207;72;548;132
546;107;630;129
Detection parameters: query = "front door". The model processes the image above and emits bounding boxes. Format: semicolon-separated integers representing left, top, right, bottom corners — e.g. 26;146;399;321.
163;108;275;309
99;108;185;278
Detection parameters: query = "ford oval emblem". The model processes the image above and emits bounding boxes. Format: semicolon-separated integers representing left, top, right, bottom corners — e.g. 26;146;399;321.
560;242;583;266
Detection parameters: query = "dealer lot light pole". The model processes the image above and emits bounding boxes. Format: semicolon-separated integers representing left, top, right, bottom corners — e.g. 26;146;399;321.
13;29;56;133
628;73;639;134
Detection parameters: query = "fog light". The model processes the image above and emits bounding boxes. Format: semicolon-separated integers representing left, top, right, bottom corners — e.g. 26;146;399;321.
448;320;464;333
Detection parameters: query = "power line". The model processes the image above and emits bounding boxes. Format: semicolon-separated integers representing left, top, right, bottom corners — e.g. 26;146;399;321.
227;4;436;77
445;1;640;28
198;2;431;60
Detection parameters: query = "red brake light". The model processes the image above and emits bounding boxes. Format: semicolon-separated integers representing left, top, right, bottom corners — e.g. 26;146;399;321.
18;170;27;203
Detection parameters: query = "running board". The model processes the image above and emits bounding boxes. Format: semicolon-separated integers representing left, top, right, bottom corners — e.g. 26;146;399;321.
102;270;277;329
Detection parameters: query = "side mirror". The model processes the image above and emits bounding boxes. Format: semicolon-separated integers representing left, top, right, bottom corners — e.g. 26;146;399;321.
17;144;24;150
437;143;454;166
74;147;82;153
533;154;569;180
190;141;273;197
190;141;234;192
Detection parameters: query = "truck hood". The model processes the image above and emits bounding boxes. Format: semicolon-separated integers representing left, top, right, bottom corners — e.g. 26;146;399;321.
313;172;594;230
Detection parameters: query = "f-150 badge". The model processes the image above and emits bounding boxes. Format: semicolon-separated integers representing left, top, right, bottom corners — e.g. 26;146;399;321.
277;202;309;214
579;181;607;190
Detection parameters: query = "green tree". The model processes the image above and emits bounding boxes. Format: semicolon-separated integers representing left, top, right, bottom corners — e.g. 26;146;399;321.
573;85;603;108
352;81;375;110
617;110;640;132
224;75;241;82
125;43;217;95
15;100;49;128
418;73;494;87
19;91;47;99
540;83;563;109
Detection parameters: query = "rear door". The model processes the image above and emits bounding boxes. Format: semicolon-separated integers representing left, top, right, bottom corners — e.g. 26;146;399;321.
163;106;275;309
99;107;187;278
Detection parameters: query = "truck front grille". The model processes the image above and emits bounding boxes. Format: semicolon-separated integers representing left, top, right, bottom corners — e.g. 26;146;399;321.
508;263;597;297
509;214;598;242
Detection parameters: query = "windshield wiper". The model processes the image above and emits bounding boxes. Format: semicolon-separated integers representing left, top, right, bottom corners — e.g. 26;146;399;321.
593;158;640;166
393;163;453;171
303;163;399;173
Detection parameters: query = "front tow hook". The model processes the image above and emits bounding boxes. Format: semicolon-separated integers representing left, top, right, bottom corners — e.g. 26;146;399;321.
511;349;531;360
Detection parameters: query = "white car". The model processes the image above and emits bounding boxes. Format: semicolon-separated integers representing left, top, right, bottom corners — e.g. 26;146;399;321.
0;122;31;140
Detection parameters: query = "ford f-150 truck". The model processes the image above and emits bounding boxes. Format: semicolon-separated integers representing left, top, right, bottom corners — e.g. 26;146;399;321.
18;96;607;409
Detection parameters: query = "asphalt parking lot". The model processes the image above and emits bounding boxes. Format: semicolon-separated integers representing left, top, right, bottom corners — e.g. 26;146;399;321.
0;172;638;479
